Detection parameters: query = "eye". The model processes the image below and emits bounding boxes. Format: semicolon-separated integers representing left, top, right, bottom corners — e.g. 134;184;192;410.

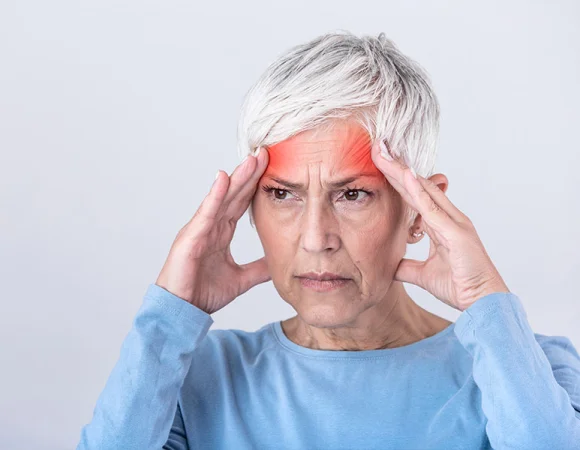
273;189;292;200
261;184;373;205
338;187;372;203
341;189;367;201
261;185;296;202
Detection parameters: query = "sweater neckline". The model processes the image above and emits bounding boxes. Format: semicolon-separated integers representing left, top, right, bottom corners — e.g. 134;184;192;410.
271;319;456;359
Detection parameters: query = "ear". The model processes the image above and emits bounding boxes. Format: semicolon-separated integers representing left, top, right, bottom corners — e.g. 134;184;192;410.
428;173;449;195
407;212;424;244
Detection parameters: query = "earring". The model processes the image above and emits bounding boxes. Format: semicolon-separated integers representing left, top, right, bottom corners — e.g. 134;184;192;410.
412;231;424;238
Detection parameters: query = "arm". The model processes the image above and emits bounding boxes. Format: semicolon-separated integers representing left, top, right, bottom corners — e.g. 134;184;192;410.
77;283;214;450
454;292;580;449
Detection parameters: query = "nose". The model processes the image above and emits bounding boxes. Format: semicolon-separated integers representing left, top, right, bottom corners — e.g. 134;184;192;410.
299;199;341;254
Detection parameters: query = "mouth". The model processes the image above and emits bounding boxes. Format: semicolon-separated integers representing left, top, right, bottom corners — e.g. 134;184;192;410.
296;272;351;292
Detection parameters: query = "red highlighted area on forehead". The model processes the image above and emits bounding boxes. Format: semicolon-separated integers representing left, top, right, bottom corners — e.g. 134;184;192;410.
263;122;384;188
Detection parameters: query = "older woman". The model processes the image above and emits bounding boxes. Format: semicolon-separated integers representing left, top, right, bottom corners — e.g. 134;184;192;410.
77;31;580;449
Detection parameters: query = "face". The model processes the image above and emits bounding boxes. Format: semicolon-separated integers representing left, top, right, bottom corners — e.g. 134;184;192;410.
251;119;410;327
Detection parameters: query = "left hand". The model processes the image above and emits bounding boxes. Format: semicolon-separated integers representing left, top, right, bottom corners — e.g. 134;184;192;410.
371;140;510;312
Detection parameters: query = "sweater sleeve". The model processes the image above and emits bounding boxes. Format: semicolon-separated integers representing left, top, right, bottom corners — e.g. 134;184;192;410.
77;283;214;450
453;292;580;449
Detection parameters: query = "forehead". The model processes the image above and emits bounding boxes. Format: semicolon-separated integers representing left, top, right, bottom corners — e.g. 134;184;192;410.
265;121;381;178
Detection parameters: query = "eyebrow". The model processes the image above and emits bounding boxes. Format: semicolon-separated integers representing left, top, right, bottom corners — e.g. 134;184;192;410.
265;172;378;190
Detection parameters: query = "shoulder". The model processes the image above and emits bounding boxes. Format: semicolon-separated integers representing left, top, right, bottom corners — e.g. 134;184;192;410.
534;333;580;370
534;333;580;412
179;321;279;405
189;321;279;366
177;323;279;424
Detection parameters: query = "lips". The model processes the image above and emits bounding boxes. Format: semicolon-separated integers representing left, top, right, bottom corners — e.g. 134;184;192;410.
297;276;351;292
296;271;351;292
297;271;349;281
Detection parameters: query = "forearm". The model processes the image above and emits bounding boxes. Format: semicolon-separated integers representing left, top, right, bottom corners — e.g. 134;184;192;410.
454;292;580;449
77;284;213;450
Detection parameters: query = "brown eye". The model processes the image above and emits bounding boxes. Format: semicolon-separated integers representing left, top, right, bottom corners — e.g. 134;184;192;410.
344;190;359;201
274;189;288;200
261;185;296;203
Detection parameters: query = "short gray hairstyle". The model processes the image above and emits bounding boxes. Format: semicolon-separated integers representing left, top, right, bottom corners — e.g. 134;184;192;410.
237;30;440;228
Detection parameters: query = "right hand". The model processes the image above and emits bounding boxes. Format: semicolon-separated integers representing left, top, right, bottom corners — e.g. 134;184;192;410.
155;147;271;314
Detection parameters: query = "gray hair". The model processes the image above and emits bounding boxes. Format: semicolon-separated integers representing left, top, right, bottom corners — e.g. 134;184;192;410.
237;30;440;228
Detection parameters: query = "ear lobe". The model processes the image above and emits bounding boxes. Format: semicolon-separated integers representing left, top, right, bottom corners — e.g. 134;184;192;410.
408;212;424;240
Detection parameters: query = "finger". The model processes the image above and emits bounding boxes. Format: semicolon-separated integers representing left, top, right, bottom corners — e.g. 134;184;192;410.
370;142;441;243
378;167;445;245
237;256;271;294
381;169;448;245
383;172;417;211
416;176;470;225
222;147;268;211
226;147;270;221
404;171;459;238
222;152;260;207
371;140;416;202
371;140;456;237
190;170;231;224
372;139;467;225
393;257;425;287
371;141;427;219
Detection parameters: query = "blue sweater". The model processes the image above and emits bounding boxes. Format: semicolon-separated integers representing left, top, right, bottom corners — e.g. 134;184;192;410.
77;284;580;449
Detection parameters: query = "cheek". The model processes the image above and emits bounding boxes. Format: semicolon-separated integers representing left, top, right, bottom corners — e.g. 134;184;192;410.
349;228;387;266
349;220;407;275
253;209;293;269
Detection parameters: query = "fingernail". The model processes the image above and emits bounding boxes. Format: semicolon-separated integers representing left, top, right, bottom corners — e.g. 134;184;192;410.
379;140;393;161
241;155;248;164
410;167;417;179
215;170;220;180
252;146;262;157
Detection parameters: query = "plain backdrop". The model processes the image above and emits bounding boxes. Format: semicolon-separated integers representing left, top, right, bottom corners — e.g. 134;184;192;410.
1;0;579;448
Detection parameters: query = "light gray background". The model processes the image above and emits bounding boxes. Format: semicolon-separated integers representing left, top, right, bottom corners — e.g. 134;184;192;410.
1;1;579;448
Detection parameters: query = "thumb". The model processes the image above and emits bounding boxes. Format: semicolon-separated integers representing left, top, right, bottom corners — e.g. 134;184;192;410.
238;256;271;294
393;258;425;288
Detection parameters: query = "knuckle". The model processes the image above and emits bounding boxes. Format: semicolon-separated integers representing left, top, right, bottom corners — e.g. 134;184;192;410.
459;214;475;229
227;216;238;231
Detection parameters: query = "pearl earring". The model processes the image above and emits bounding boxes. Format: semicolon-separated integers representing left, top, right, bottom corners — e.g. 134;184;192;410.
412;231;425;238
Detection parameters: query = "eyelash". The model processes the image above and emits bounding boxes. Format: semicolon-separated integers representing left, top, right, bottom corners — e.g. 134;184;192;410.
261;184;373;205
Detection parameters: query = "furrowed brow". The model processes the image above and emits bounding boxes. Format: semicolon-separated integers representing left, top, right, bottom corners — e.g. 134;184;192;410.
266;172;377;190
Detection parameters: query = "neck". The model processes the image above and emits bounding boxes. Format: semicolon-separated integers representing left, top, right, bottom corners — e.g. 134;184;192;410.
281;281;452;351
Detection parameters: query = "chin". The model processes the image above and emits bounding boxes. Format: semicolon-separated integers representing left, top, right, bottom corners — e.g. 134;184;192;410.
295;297;356;329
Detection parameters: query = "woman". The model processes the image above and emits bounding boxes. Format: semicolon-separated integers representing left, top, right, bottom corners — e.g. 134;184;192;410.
77;31;580;449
